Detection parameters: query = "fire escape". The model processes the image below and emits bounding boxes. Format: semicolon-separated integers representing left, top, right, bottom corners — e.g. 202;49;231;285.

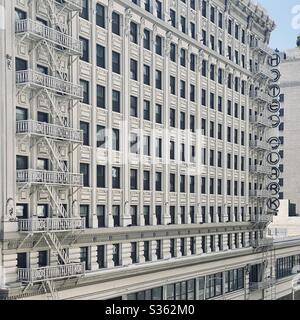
15;0;85;299
249;38;276;300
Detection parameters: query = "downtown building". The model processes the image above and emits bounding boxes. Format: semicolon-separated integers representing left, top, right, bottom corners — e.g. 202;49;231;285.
269;47;300;238
0;0;300;300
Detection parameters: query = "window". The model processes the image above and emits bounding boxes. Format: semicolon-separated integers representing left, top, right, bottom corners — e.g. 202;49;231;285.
16;107;28;121
202;0;207;17
80;37;89;62
144;241;150;261
112;51;121;74
131;242;138;263
15;9;27;20
190;176;195;193
202;60;207;77
180;16;186;33
16;156;28;170
156;138;162;158
143;135;150;156
180;175;185;193
16;204;28;219
180;112;186;130
80;121;89;146
80;163;89;187
112;206;120;227
143;29;151;50
142;100;150;121
170;76;176;95
130;169;138;190
112;90;120;113
97;205;106;228
190;115;195;132
112;167;120;189
210;121;215;138
170;173;176;192
156;104;162;124
190;84;195;102
170;43;176;62
96;85;105;109
80;205;89;228
130;206;138;226
97;245;105;268
112;244;120;266
180;80;186;98
156;206;162;225
80;79;89;104
130;22;138;44
80;0;89;20
170;141;175;160
130;59;138;81
37;204;48;218
97;165;106;188
201;177;206;194
97;125;106;148
144;65;150;85
112;128;120;151
16;58;27;71
144;206;150;226
170;9;176;27
156;0;162;19
96;3;105;28
156;172;162;191
190;22;196;39
38;251;48;268
130;96;138;118
170;109;176;127
180;49;186;67
155;35;162;55
143;171;150;191
210;92;215;109
190;54;196;71
112;12;120;35
156;70;162;89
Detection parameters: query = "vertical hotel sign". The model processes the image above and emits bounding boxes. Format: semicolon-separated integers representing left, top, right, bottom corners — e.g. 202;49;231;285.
267;52;281;213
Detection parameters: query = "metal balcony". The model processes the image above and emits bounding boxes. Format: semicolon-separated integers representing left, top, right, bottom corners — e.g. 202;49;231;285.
250;39;274;56
16;120;83;144
250;238;274;249
250;214;273;224
54;0;83;12
250;115;272;128
252;65;273;80
16;70;83;100
18;263;85;283
16;169;83;187
249;190;272;199
15;19;82;56
250;91;272;105
249;165;272;175
18;218;85;233
249;140;271;151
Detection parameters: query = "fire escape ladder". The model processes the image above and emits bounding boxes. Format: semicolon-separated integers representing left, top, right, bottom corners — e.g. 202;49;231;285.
44;137;68;172
46;232;70;265
43;89;66;127
44;185;68;218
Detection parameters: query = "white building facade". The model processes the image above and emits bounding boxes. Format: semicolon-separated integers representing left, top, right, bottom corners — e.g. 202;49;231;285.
0;0;298;300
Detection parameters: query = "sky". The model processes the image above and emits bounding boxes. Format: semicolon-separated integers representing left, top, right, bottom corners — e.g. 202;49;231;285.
257;0;300;50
